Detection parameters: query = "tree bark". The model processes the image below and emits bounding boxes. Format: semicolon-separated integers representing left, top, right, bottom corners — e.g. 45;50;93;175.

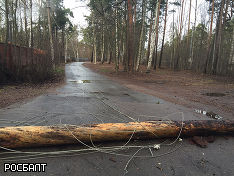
30;0;33;48
190;0;197;70
13;0;18;44
64;35;68;63
101;19;105;64
212;0;225;75
146;11;153;63
229;19;234;70
231;0;233;18
5;0;9;43
204;0;215;74
46;0;55;70
136;0;146;72
92;13;97;64
115;1;119;71
170;10;175;69
127;0;133;72
24;0;28;47
159;0;168;68
146;0;161;72
133;0;137;69
174;0;185;70
0;120;234;149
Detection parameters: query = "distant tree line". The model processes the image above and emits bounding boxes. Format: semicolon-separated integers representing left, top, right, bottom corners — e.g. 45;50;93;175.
83;0;234;75
0;0;81;69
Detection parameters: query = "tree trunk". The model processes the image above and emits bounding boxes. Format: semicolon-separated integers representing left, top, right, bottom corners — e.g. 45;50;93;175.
229;17;234;70
115;1;119;71
64;35;68;63
212;0;225;75
101;19;105;64
94;35;97;64
159;0;168;68
136;0;146;72
24;1;28;47
127;0;133;72
30;0;33;48
46;0;55;70
133;0;137;69
174;0;185;70
146;0;161;72
170;10;175;69
1;120;234;149
204;0;215;74
5;0;9;43
185;0;192;69
190;0;197;70
92;13;97;64
13;0;18;44
146;11;153;63
231;0;233;18
188;0;192;35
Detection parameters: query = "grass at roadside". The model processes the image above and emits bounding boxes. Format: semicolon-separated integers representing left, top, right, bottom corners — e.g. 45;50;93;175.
0;64;65;108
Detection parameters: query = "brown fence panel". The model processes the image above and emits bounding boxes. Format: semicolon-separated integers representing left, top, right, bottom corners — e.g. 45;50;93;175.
0;43;53;82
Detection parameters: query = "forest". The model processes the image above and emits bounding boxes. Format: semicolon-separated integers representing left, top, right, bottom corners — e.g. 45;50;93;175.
0;0;233;80
0;0;82;82
83;0;234;75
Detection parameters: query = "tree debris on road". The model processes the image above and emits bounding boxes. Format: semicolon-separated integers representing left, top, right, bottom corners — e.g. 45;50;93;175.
0;120;234;149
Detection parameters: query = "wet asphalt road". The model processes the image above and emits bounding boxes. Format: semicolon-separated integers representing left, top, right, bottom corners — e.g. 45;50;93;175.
0;62;234;176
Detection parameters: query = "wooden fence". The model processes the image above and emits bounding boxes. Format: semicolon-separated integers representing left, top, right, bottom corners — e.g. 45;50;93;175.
0;43;53;82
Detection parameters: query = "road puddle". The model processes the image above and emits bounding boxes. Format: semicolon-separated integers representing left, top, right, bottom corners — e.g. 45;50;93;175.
203;92;226;97
69;80;91;83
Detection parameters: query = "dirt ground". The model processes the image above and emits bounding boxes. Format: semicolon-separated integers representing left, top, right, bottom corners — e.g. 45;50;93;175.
84;62;234;119
0;77;65;109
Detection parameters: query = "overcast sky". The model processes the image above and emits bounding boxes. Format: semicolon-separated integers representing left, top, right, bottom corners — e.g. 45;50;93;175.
64;0;90;28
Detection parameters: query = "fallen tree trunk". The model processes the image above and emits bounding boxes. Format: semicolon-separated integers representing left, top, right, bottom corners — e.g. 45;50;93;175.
0;120;234;148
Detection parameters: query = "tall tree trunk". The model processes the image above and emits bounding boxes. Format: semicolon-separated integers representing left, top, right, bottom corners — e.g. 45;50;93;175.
127;0;133;71
107;41;110;64
185;0;192;69
13;0;18;44
38;0;42;48
133;0;137;69
136;0;146;72
92;13;97;64
229;24;234;71
170;10;175;69
212;0;225;75
174;0;185;70
5;0;9;43
146;0;161;72
159;0;168;68
204;0;215;74
30;0;33;48
153;1;161;71
190;0;197;70
46;0;55;70
223;0;229;26
24;1;28;47
146;11;153;63
115;1;119;71
101;20;105;64
94;35;97;64
38;15;41;48
153;44;158;70
188;0;192;35
64;35;68;63
231;0;233;18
